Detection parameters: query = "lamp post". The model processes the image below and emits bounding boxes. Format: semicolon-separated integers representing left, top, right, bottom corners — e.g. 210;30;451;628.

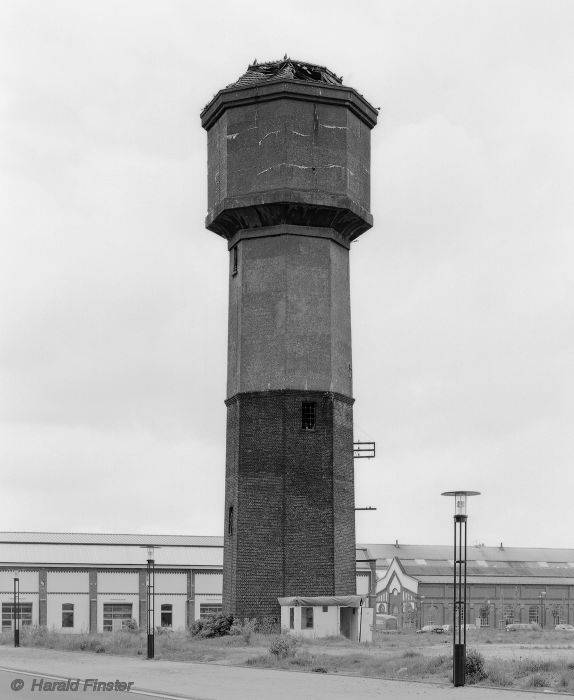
141;546;157;659
13;572;20;647
419;595;425;629
442;490;480;687
539;591;546;628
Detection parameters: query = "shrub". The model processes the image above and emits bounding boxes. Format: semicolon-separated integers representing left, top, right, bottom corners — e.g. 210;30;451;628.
123;618;139;632
256;617;280;635
268;635;298;659
190;614;234;638
465;648;487;684
229;618;257;644
526;673;550;688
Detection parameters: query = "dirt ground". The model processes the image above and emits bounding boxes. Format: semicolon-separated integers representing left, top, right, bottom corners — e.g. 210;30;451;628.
180;628;574;671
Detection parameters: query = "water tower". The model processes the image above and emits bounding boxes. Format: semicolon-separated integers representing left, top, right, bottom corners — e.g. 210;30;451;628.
201;59;377;619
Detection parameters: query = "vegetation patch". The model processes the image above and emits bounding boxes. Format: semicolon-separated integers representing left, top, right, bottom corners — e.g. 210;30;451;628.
3;626;574;692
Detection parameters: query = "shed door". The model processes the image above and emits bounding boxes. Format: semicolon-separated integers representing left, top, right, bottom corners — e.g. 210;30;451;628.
340;607;353;639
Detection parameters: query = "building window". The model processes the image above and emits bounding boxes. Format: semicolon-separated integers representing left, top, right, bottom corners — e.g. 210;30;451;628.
160;604;172;628
103;604;133;632
199;604;222;620
529;606;539;624
322;606;328;613
301;606;313;629
503;605;514;625
228;506;234;536
301;402;316;430
62;603;74;628
2;603;33;629
289;608;294;630
232;246;238;275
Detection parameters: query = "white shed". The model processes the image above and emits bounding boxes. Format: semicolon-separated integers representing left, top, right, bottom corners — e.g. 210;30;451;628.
278;595;373;642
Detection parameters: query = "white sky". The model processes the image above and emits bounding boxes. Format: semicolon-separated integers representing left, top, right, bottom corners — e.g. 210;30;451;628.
1;0;572;549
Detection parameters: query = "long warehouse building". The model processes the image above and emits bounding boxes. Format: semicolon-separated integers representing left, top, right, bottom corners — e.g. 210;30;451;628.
2;533;573;633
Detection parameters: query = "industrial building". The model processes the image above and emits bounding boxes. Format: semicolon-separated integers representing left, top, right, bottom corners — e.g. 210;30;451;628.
368;543;574;629
0;532;373;634
0;533;223;633
2;533;573;634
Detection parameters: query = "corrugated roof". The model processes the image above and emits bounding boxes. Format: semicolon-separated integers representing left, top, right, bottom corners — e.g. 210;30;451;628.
0;532;223;547
402;560;574;579
417;576;574;586
360;543;574;564
228;59;343;89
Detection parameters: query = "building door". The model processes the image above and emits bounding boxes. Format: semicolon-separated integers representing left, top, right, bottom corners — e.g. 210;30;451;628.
340;607;353;639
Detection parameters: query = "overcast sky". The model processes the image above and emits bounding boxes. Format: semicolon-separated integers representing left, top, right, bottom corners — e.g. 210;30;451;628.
1;0;572;550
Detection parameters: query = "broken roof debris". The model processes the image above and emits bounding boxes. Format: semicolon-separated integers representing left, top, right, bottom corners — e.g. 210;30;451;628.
227;58;343;89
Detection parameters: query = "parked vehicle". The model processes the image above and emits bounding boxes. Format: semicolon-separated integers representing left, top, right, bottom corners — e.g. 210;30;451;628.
416;624;444;634
555;624;574;632
505;623;537;631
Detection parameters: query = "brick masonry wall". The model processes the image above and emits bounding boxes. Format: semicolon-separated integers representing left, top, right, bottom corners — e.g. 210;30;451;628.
223;389;355;620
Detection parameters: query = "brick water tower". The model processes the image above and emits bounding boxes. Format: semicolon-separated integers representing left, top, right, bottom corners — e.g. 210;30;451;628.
201;59;377;619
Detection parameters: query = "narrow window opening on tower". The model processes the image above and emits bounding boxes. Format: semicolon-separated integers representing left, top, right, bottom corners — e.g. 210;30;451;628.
301;402;316;430
232;246;238;275
228;505;234;536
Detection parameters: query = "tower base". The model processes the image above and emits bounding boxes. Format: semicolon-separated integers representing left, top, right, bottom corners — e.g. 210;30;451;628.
223;389;355;620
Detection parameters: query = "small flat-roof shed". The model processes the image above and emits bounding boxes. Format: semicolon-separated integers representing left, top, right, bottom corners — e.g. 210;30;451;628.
278;595;373;642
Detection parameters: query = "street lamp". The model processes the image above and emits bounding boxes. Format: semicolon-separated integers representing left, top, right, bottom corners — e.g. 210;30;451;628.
139;546;160;659
13;571;20;648
442;490;480;687
539;591;546;628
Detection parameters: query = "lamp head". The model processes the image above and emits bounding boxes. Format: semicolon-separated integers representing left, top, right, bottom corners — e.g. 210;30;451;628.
441;490;480;516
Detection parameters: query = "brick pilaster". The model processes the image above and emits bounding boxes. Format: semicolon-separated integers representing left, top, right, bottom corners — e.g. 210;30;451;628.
89;570;97;633
38;569;47;626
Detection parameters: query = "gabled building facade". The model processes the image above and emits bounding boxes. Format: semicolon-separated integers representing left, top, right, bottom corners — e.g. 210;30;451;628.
367;543;574;629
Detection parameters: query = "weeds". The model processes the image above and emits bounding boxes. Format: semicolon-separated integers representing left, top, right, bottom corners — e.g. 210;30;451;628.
268;635;299;659
526;673;550;688
465;648;487;684
4;625;574;693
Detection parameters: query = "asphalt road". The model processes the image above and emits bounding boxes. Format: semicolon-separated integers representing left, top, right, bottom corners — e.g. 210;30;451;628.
0;646;561;700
